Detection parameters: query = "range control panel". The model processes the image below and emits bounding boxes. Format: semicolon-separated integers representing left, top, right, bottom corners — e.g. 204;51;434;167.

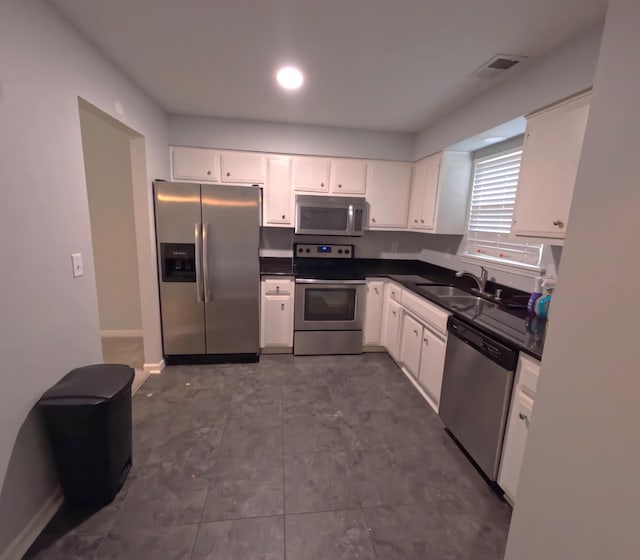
294;243;354;259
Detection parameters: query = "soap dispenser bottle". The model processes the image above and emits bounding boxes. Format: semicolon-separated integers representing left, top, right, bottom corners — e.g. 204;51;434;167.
535;279;556;319
527;276;543;314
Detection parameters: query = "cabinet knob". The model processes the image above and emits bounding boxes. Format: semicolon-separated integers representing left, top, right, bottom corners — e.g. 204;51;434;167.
282;214;286;219
321;182;325;187
338;184;342;188
519;412;530;425
226;172;231;177
374;287;379;294
276;286;280;292
553;219;564;228
281;303;285;311
206;170;211;175
414;329;418;336
420;220;424;223
392;311;396;316
414;219;418;223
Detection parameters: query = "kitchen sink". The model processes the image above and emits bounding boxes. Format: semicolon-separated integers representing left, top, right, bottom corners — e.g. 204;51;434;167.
414;285;470;298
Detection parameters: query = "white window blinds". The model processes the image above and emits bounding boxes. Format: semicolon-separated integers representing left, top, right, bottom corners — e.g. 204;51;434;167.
464;147;542;268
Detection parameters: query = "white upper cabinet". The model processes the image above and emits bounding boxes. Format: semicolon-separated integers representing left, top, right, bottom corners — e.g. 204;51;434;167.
330;159;367;194
513;91;591;240
409;152;472;234
264;156;294;227
292;157;331;192
220;151;266;184
172;147;220;182
366;161;413;229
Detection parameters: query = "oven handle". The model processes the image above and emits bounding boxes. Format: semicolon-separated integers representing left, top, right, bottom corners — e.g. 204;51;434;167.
295;278;366;285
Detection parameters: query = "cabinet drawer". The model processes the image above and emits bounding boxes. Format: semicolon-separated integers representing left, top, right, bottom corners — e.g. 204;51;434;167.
263;279;294;295
517;354;541;397
388;283;403;303
401;290;449;334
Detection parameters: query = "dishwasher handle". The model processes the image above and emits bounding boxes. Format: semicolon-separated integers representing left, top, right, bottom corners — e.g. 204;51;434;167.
447;316;518;371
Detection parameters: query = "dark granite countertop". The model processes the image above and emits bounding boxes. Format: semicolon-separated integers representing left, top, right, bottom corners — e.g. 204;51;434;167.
260;257;546;360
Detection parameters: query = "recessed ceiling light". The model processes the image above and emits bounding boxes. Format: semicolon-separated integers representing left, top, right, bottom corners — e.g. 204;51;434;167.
276;66;304;90
482;136;507;144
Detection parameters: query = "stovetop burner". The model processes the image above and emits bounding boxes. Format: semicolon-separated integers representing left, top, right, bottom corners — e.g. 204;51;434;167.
293;243;364;280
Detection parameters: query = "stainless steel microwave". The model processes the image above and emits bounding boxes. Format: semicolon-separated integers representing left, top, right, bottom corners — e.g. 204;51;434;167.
295;195;366;236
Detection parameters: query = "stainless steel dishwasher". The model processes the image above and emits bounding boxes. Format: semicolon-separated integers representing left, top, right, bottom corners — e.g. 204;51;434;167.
439;316;518;481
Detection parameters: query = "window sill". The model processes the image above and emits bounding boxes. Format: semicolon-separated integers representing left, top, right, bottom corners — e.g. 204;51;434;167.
461;254;544;278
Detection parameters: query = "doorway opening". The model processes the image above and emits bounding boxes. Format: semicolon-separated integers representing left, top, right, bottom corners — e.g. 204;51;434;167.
78;100;149;392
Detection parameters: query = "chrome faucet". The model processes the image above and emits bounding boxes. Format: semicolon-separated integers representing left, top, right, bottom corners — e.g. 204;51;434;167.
456;266;489;294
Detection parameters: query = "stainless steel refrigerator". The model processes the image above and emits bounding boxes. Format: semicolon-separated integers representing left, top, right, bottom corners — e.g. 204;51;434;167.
154;181;260;363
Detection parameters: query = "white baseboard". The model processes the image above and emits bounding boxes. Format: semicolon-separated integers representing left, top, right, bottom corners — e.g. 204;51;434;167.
101;329;143;338
0;487;63;560
143;359;165;374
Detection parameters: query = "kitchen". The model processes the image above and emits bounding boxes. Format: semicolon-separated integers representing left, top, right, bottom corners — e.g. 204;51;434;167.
4;1;630;560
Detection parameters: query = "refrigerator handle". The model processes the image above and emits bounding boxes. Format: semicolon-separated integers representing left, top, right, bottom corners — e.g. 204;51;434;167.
202;223;210;303
195;223;204;302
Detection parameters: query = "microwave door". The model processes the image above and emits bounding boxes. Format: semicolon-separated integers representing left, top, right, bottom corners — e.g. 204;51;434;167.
297;205;349;235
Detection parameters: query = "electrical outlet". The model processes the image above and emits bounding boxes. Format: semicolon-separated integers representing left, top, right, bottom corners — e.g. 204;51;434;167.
71;253;84;278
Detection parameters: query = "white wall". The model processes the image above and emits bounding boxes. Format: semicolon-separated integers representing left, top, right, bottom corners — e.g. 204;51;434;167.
169;115;415;161
505;1;640;558
80;107;142;333
414;23;604;159
0;0;168;555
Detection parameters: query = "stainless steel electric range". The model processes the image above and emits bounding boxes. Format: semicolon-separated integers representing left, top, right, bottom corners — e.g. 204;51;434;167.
293;243;366;355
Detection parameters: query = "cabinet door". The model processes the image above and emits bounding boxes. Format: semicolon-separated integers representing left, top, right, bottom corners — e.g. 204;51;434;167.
399;313;422;378
292;157;330;192
415;154;440;230
498;389;534;502
381;298;402;359
330;159;367;194
417;328;447;412
260;294;293;348
363;280;385;346
366;161;413;229
220;152;266;184
172;147;220;182
513;93;591;239
264;157;293;226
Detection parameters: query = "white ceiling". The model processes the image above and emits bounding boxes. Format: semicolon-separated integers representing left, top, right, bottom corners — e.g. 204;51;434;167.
50;0;606;133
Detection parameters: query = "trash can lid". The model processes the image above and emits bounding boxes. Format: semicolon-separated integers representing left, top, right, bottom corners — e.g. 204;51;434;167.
39;364;135;404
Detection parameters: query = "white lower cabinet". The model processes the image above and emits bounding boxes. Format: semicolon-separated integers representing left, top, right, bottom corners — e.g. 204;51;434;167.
417;327;447;412
399;313;423;377
498;354;541;503
381;295;402;360
363;279;385;346
260;278;294;351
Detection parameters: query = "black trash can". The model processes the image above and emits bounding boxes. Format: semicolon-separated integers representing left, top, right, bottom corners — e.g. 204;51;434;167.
38;364;134;507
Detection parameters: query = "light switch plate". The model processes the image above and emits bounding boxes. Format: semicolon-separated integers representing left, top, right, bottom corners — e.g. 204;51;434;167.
71;253;84;278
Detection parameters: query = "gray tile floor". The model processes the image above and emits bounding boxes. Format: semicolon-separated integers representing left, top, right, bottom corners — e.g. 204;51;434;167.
26;354;511;560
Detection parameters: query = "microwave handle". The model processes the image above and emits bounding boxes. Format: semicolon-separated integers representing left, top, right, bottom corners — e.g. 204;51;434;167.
347;204;355;233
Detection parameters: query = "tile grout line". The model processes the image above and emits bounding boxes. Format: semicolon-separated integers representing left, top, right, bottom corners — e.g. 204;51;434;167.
280;395;287;560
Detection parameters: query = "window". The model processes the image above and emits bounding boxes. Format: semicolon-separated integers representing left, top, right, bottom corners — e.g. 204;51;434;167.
464;147;542;269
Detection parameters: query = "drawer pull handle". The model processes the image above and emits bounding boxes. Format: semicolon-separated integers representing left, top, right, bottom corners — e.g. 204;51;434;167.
281;303;285;311
414;329;418;335
423;338;428;345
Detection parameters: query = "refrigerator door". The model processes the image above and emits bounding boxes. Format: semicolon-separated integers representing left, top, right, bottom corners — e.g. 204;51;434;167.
201;185;260;355
154;182;206;354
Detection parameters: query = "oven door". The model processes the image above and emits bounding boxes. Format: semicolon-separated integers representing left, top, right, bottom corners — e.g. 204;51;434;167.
294;280;366;331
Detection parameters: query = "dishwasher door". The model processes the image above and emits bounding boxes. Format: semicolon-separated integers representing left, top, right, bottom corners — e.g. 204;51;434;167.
439;319;517;480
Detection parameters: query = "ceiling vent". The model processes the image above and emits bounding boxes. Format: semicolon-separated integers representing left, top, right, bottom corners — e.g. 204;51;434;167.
469;54;528;79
